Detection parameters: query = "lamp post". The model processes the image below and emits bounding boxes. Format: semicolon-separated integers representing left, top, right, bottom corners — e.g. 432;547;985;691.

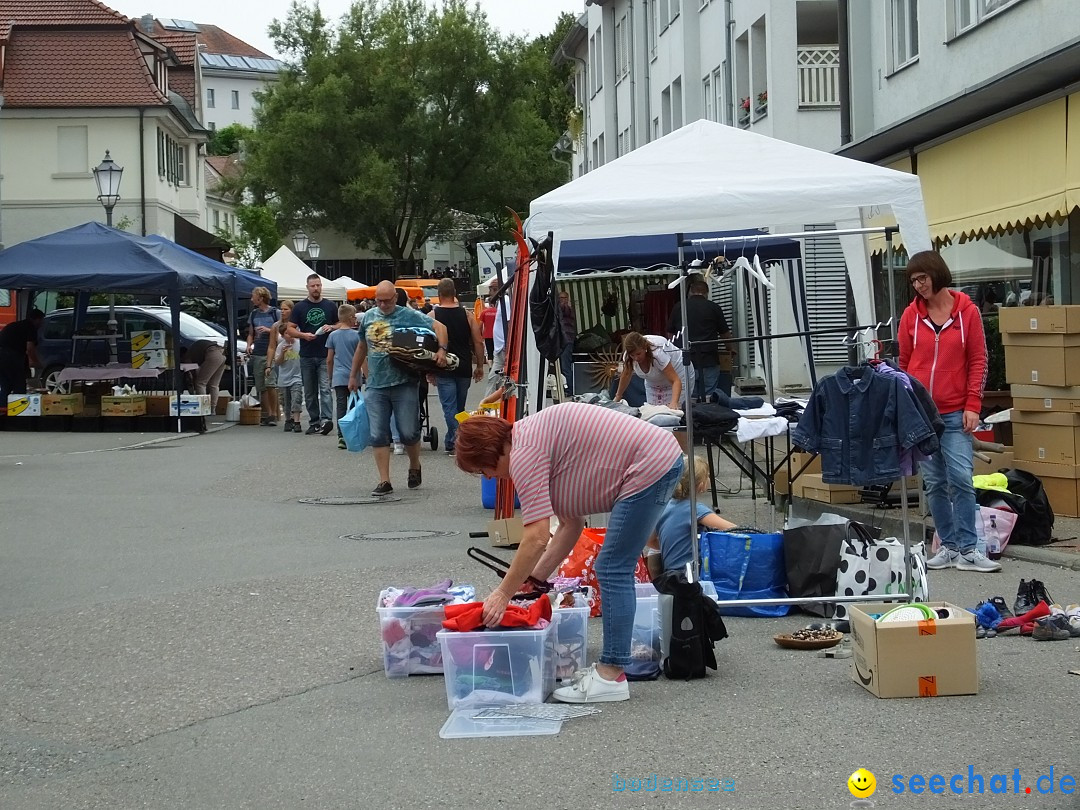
292;230;320;272
93;150;124;227
93;151;124;361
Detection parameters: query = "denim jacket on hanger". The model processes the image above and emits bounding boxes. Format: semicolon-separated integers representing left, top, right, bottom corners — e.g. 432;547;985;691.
792;366;938;486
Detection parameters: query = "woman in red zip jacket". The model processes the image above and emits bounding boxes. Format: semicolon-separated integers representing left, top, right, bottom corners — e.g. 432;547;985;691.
899;250;1000;573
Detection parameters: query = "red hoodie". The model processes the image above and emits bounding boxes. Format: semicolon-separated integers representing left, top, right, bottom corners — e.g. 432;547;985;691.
898;289;986;415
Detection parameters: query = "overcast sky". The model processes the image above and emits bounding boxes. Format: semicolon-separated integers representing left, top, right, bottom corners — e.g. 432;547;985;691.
108;0;584;58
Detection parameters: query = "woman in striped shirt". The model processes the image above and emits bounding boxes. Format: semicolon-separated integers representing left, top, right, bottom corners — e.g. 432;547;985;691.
454;402;683;703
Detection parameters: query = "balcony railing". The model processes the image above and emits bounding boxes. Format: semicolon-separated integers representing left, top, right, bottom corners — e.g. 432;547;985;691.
797;45;840;108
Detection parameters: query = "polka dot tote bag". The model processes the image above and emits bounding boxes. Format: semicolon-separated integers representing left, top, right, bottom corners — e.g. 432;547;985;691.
832;523;928;621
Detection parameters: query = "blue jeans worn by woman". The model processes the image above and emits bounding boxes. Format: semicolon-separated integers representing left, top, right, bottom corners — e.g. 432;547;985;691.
436;376;470;451
921;410;977;553
594;457;684;667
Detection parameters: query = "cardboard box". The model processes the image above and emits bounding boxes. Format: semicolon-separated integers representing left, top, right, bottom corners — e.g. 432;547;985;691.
849;602;977;699
100;395;147;416
487;517;523;548
1003;339;1080;387
972;449;1013;477
169;394;211;416
773;452;822;496
792;473;862;504
130;349;172;370
1011;458;1080;517
1011;384;1080;413
41;393;84;416
130;329;169;351
6;393;42;416
216;393;232;416
144;394;172;417
1012;411;1080;464
999;305;1080;334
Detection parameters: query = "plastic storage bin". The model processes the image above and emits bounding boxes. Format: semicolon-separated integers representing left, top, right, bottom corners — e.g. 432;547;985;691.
551;604;589;682
437;623;555;709
480;476;520;509
377;600;453;678
630;594;661;664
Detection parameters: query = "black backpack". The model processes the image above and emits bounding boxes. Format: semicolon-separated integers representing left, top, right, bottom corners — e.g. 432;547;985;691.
653;571;729;680
975;468;1054;546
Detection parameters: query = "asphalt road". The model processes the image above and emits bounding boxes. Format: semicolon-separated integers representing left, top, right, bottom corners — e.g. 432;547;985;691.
1;416;1078;810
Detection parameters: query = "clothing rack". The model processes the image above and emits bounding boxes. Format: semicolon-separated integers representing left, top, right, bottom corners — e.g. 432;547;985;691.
674;226;915;612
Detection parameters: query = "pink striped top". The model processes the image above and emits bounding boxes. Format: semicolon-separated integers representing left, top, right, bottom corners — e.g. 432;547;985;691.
510;403;682;524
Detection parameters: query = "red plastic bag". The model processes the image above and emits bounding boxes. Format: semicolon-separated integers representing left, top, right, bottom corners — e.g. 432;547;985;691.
555;528;651;617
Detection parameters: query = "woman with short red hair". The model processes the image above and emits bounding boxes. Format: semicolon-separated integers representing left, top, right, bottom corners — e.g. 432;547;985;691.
454;402;683;704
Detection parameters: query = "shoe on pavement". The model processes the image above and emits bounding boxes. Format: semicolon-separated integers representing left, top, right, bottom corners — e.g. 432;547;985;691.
408;468;422;489
988;596;1013;620
392;442;405;455
372;481;394;497
305;423;321;435
283;419;294;432
319;420;334;435
1032;615;1072;641
1014;579;1036;616
292;421;303;433
1029;579;1054;609
926;547;960;570
956;550;1002;573
552;664;630;703
338;438;347;450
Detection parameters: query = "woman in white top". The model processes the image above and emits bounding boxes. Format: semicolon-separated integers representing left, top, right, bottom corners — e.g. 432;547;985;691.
613;332;695;411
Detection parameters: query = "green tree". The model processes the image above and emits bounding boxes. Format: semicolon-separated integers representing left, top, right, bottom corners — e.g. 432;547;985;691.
245;0;569;272
215;203;282;266
208;124;255;157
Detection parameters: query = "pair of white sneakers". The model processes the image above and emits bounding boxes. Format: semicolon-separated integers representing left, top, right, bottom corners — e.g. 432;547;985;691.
926;546;1001;572
552;664;630;703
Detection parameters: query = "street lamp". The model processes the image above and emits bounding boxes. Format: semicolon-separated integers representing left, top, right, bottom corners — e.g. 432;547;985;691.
308;240;321;259
92;150;124;226
93;150;124;361
292;230;309;255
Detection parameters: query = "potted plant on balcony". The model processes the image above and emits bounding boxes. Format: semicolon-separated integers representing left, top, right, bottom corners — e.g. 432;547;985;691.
756;91;768;115
739;97;751;125
567;105;585;147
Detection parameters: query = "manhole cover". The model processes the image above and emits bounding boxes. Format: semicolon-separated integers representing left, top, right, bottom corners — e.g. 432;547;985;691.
342;530;459;541
299;496;402;505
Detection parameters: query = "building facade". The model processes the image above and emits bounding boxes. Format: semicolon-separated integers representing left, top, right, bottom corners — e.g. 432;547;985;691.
0;1;210;249
840;0;1080;313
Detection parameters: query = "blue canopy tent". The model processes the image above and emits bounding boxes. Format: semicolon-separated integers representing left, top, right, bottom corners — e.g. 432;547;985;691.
0;222;274;427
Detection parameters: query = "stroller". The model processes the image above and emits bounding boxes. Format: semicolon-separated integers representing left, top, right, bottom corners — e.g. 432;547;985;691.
418;376;439;451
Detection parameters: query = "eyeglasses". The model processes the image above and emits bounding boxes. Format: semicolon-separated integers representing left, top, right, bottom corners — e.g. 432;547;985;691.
910;274;931;287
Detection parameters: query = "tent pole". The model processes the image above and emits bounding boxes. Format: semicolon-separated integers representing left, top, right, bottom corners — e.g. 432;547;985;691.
676;235;698;582
169;288;183;434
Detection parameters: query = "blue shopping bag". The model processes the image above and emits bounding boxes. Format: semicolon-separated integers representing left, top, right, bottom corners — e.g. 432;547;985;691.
700;531;789;617
338;391;370;452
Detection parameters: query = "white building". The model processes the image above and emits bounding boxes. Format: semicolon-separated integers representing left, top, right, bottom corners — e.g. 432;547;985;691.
840;0;1080;311
0;1;212;252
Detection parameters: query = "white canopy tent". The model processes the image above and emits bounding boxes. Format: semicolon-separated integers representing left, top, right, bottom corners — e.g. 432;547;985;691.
940;240;1031;283
258;246;349;302
334;275;367;290
523;119;933;404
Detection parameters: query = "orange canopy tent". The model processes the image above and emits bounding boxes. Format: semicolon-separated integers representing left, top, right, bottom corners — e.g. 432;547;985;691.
347;285;426;301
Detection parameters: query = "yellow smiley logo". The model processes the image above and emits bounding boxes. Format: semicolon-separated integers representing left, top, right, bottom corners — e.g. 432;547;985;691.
847;768;876;798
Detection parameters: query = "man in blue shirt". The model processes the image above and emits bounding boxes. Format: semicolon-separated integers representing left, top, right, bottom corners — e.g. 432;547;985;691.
287;274;339;434
349;281;449;496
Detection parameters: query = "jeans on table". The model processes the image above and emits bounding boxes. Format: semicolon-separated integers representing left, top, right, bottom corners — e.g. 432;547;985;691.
595;457;684;667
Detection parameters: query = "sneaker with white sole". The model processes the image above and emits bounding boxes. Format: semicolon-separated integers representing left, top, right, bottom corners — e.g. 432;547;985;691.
926;547;960;570
955;549;1002;573
392;442;405;455
552;664;629;703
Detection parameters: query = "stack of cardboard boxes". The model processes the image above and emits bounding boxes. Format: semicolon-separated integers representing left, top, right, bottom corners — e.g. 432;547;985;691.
1001;306;1080;517
129;330;173;370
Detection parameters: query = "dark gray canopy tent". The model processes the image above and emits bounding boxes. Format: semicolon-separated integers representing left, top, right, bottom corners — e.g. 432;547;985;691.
0;222;275;428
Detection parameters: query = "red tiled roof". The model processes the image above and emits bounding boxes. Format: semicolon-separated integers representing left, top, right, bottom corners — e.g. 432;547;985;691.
168;69;195;106
153;29;197;64
3;28;168;107
0;0;130;31
192;24;270;58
